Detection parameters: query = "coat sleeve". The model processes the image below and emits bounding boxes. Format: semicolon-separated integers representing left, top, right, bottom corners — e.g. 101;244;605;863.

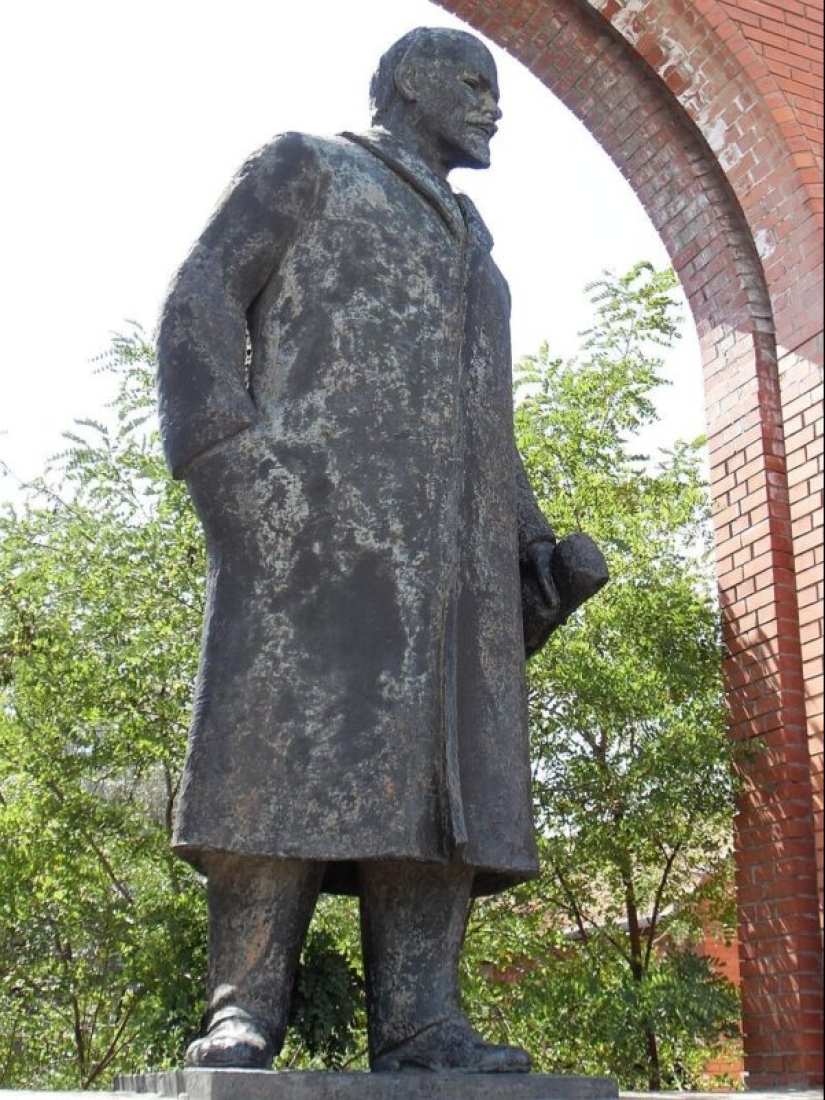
515;444;556;561
156;132;321;478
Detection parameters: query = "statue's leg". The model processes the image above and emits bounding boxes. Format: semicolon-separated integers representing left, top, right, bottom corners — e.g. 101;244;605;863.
185;854;324;1069
359;861;531;1073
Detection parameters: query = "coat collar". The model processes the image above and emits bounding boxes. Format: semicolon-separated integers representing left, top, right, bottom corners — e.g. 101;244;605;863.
343;128;494;253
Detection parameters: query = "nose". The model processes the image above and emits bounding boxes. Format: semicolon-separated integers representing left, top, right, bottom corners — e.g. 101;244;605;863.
486;93;502;122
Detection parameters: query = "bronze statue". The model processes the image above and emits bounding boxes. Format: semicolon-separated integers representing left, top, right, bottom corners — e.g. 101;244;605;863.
157;26;606;1073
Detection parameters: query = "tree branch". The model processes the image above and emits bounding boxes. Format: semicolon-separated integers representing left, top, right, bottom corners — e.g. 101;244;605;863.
552;863;634;963
70;990;86;1085
82;996;138;1088
45;781;134;904
644;838;684;972
552;864;590;946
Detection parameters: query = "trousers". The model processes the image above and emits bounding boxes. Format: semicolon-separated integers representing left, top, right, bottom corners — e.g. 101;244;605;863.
201;854;474;1061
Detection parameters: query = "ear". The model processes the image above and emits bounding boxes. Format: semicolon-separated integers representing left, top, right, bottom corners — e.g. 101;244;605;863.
394;59;418;104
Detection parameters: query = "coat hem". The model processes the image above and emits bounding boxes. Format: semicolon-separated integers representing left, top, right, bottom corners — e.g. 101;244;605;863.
172;843;540;898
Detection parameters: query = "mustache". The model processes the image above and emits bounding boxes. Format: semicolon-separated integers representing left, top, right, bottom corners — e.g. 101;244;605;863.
466;117;499;137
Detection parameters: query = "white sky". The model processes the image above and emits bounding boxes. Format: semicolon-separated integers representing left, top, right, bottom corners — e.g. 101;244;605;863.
0;0;706;498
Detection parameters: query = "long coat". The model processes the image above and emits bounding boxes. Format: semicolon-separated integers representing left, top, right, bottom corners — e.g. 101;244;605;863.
157;129;554;897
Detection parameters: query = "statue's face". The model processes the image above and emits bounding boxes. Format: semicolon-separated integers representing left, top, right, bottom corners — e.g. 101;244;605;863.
403;34;501;172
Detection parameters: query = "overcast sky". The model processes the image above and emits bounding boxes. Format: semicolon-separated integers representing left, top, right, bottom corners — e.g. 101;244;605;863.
0;0;706;497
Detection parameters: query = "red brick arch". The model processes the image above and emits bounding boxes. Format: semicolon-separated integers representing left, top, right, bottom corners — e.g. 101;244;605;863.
432;0;824;1087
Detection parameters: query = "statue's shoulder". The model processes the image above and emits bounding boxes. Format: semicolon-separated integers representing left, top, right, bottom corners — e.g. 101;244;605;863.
226;132;361;203
247;131;360;173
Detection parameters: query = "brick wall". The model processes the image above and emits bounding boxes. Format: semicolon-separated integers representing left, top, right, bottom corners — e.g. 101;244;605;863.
718;0;824;156
695;927;745;1082
712;8;823;954
434;0;824;1087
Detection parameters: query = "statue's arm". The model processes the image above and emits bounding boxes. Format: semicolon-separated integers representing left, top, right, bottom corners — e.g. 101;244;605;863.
516;444;555;551
515;446;555;554
515;445;610;656
157;132;320;478
515;445;563;620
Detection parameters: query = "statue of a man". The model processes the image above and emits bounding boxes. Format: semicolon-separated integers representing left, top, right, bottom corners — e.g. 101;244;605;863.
157;26;603;1073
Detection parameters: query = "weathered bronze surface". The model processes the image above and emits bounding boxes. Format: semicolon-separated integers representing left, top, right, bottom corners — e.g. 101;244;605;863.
156;26;607;1073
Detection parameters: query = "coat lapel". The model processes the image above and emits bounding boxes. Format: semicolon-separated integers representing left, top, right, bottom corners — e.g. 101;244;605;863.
343;128;468;243
455;193;494;254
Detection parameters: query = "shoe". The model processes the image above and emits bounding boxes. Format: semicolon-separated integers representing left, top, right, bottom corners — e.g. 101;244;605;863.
184;1013;273;1069
371;1016;531;1073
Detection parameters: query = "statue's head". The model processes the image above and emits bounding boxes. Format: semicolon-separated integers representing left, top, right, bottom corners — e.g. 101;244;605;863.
370;27;501;174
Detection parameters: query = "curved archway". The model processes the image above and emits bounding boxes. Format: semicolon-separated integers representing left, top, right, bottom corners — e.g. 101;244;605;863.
433;0;824;1086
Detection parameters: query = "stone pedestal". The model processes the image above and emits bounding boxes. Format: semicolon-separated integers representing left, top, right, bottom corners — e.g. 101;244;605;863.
114;1070;619;1099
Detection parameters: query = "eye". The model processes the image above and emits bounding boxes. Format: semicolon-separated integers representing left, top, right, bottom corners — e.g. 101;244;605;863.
460;76;480;90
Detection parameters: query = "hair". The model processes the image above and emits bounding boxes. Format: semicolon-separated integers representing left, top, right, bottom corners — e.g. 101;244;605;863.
369;27;476;124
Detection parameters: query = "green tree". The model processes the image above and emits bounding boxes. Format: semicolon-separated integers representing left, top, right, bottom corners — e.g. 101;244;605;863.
0;331;208;1086
460;264;741;1088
